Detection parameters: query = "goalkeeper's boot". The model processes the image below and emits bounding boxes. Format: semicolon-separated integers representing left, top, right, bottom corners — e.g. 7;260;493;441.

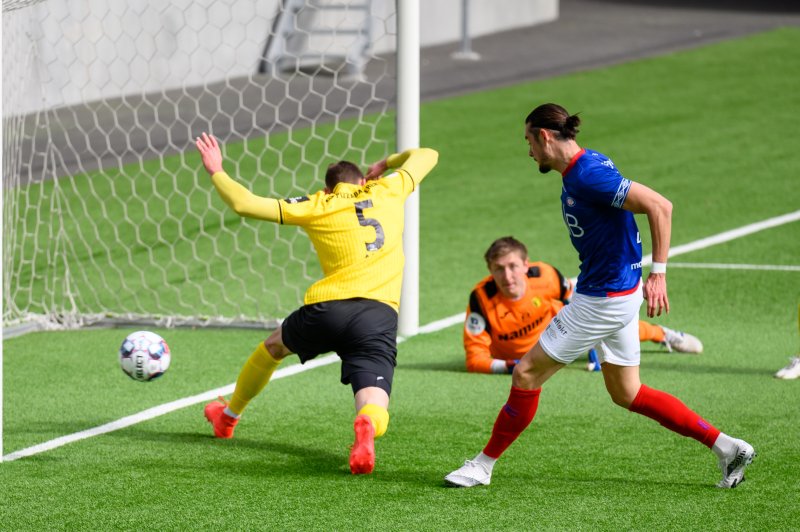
349;414;376;474
717;439;755;488
661;326;703;354
774;356;800;379
204;396;239;439
444;459;492;487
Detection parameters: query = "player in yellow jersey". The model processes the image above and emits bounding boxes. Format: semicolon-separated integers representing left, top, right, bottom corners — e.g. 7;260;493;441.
195;132;438;474
464;237;703;374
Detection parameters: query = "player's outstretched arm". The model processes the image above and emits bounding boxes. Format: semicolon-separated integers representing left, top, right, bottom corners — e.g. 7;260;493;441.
196;132;224;175
464;307;518;374
465;341;516;374
623;181;672;317
365;148;439;184
195;132;281;223
389;147;439;185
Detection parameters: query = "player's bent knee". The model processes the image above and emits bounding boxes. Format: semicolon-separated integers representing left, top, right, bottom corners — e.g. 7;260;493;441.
511;364;536;389
609;394;632;408
512;350;559;390
602;365;641;408
263;330;291;360
606;387;638;408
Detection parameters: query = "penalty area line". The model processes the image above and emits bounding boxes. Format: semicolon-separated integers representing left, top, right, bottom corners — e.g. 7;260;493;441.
668;262;800;272
643;209;800;266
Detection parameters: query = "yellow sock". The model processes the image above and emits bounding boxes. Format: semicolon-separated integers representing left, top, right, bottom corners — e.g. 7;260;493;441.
358;404;389;438
228;342;282;415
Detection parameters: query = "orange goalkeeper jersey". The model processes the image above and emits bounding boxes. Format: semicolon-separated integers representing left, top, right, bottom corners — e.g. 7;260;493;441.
463;262;572;373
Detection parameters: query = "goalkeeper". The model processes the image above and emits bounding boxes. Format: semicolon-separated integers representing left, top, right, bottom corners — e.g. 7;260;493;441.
464;236;703;374
195;132;438;475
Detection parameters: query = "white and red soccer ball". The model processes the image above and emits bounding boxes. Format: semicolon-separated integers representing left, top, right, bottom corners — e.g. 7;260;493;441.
119;331;171;382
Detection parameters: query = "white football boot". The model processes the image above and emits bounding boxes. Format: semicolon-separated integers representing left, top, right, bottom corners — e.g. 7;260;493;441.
444;459;492;487
774;356;800;380
717;439;756;488
661;326;703;354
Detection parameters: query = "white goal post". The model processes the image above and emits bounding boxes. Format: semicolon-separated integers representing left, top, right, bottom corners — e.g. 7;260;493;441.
2;0;421;337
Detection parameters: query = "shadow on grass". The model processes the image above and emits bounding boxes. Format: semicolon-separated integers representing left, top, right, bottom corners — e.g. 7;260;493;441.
640;358;772;377
110;428;349;478
514;471;711;490
368;466;712;490
105;428;478;487
400;360;465;373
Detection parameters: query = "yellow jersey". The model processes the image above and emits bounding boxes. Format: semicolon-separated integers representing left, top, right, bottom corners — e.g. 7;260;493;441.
210;148;439;310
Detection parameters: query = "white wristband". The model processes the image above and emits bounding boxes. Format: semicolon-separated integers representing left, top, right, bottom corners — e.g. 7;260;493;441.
651;262;667;274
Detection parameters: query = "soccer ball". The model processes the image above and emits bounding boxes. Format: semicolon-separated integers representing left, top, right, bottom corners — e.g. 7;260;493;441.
119;331;171;382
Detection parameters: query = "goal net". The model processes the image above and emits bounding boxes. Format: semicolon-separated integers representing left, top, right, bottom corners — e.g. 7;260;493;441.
2;0;402;333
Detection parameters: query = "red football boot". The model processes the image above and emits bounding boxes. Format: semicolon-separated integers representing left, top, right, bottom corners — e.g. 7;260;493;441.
204;396;239;439
349;414;376;474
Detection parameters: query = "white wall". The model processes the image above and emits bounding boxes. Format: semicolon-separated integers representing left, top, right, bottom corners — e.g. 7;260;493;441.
3;0;558;115
417;0;558;50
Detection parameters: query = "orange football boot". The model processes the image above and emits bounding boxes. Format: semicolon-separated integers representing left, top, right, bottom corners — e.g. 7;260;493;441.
204;396;239;439
349;414;376;474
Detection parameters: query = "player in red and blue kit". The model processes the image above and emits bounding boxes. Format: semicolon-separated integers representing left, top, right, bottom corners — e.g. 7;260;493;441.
445;103;754;489
560;148;642;297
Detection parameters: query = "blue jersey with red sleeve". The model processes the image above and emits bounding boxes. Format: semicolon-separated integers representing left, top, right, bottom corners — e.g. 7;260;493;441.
560;149;642;297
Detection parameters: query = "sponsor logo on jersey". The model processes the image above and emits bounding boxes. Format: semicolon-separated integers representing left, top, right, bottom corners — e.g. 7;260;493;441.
497;316;545;341
285;195;309;204
331;189;365;200
465;312;486;335
630;261;642;270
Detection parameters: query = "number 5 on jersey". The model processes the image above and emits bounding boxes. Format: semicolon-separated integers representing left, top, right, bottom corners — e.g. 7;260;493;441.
354;200;385;251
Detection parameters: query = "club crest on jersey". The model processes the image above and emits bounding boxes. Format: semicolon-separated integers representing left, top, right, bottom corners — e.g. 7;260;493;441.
465;312;486;335
566;197;575;207
531;296;542;307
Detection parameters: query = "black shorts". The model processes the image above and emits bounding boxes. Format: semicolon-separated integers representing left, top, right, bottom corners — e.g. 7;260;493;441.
281;298;398;394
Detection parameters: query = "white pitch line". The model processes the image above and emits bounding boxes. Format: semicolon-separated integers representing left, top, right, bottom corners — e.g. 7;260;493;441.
2;326;443;462
669;262;800;272
2;353;343;462
3;209;799;462
418;312;466;334
641;210;800;266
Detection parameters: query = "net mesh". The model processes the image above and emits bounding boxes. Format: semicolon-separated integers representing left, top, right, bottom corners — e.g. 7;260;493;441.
2;0;397;331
